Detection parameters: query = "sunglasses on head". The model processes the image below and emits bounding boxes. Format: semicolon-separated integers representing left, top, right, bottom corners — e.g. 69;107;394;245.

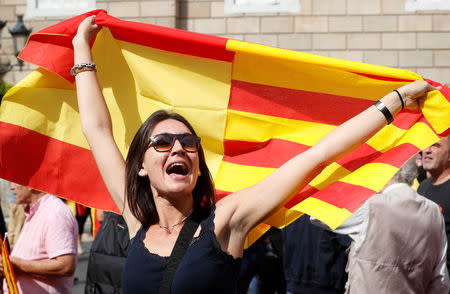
149;133;201;153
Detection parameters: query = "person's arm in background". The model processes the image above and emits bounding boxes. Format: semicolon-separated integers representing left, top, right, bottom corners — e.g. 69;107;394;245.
7;255;76;280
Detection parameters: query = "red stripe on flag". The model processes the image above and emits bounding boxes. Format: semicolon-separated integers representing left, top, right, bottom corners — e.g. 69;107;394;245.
389;109;423;130
218;181;372;216
336;144;382;172
19;10;234;82
0;122;119;213
312;181;376;212
19;10;102;82
229;80;373;125
337;143;420;172
404;114;450;138
98;14;234;63
223;139;310;168
215;189;232;201
229;80;425;130
284;185;319;209
223;137;420;171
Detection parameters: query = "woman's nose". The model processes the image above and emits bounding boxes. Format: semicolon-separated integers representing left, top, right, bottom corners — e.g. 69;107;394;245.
171;139;185;154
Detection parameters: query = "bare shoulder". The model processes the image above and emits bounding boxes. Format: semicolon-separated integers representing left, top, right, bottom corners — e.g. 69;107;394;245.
214;192;240;228
213;192;249;236
213;193;248;257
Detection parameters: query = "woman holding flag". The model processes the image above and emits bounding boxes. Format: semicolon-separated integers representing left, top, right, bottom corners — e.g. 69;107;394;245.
72;15;439;294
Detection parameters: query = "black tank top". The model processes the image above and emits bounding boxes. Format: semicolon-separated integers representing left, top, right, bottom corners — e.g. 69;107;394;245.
122;208;242;293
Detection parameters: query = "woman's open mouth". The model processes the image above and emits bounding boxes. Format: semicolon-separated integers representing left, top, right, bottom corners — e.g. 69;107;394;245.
166;162;189;176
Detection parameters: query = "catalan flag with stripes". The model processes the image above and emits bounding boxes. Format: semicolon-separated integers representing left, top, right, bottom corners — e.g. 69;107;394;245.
0;10;449;244
1;235;19;294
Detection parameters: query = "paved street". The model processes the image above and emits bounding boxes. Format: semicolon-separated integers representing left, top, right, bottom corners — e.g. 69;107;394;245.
73;240;93;294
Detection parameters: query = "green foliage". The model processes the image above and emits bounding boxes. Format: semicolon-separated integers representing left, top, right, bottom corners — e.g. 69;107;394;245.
0;81;13;102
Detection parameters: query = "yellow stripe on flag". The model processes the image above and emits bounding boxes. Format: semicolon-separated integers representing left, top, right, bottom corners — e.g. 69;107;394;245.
309;162;351;191
421;90;450;134
264;206;304;229
225;109;335;146
293;197;353;230
1;69;84;148
93;28;231;178
367;122;440;152
2;87;84;146
245;223;271;249
227;39;422;100
340;162;398;192
215;161;275;193
11;66;75;91
2;27;233;180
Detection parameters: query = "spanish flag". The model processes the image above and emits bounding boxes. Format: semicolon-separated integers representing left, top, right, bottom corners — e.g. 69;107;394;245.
0;10;449;244
1;235;19;294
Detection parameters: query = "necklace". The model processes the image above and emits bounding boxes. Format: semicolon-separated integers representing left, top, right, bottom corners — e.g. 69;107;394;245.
159;216;188;234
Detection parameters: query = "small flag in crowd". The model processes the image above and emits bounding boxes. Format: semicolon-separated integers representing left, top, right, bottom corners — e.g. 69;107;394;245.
1;234;19;294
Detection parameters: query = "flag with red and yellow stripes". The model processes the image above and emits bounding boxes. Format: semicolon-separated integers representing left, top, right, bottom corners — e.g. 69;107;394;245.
0;10;449;243
1;235;19;294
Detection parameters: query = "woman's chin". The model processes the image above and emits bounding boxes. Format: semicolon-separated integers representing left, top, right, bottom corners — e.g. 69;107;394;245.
164;183;194;198
166;173;196;191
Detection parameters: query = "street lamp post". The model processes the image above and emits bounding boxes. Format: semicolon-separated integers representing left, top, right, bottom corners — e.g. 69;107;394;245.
0;20;11;76
8;15;32;71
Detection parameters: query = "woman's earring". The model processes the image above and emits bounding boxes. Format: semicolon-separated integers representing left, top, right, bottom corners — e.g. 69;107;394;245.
138;169;148;177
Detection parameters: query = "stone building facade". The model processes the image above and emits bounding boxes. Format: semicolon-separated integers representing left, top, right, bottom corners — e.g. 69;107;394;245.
0;0;450;85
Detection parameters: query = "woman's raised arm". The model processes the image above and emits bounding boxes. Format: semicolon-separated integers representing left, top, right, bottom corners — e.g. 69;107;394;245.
72;16;138;235
218;80;439;247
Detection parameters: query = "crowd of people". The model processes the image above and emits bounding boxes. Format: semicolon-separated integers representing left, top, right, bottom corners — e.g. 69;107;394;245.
0;14;449;294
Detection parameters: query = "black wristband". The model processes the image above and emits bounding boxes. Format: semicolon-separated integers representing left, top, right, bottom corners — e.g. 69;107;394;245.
394;89;404;109
374;100;393;125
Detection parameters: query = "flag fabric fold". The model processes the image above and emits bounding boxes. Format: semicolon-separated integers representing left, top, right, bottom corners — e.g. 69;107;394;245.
1;10;449;244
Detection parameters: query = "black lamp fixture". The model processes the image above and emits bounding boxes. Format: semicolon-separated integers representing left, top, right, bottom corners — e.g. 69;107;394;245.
8;15;32;71
0;20;6;32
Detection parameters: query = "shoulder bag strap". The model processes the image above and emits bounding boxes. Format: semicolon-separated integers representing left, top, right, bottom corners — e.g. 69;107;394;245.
158;212;203;294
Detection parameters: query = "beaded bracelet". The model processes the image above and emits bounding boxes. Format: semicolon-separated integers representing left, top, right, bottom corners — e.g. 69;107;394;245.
70;62;96;76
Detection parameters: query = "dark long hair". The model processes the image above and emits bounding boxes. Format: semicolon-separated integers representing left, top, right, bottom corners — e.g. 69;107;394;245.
125;110;215;227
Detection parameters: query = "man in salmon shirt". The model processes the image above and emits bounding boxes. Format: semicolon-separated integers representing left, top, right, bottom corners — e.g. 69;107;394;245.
1;183;78;294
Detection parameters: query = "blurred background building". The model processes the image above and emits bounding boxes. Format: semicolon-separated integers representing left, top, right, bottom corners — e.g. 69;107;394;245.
0;0;450;85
